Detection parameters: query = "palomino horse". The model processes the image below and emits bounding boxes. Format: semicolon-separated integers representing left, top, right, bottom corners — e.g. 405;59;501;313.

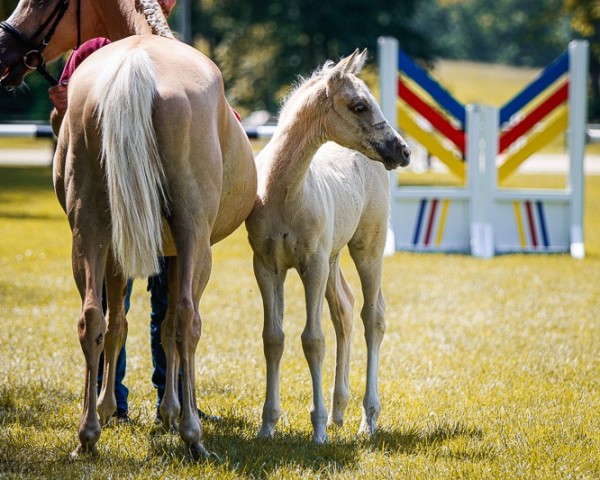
0;0;257;459
245;50;410;444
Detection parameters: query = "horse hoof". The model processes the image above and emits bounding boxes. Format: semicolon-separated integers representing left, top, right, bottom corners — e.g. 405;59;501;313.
70;444;97;459
189;441;212;461
312;431;329;445
257;424;275;439
358;419;377;436
327;412;344;427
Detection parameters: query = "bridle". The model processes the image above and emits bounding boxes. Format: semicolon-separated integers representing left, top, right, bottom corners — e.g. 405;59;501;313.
0;0;81;86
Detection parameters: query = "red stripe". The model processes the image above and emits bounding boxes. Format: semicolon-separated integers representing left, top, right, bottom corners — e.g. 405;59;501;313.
525;201;538;247
398;79;466;155
499;81;569;153
423;199;439;246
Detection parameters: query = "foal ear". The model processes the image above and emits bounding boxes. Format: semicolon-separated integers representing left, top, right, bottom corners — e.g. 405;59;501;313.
326;49;364;97
350;49;368;75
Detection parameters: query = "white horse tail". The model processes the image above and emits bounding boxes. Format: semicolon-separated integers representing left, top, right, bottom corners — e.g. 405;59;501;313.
94;47;168;278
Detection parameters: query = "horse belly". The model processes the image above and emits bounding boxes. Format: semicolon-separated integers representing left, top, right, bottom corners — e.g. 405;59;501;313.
210;136;257;245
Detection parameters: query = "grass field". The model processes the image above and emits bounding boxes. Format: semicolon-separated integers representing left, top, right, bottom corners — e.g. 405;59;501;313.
0;161;599;479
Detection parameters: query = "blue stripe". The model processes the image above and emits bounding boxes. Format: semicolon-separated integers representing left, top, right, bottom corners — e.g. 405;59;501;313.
398;50;466;126
499;51;569;126
536;201;550;248
412;199;427;245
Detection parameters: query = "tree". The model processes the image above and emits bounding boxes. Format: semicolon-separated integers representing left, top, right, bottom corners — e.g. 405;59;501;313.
564;0;600;121
193;0;434;114
413;0;570;67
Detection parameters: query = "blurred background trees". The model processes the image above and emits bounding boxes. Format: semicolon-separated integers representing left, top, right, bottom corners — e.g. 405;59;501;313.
0;0;598;121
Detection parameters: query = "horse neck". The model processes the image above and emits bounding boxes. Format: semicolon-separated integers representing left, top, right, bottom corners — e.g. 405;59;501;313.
263;86;328;199
92;0;173;38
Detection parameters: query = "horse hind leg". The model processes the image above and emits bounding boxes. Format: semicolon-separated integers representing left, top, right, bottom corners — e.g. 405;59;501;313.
159;256;182;431
325;254;354;428
70;215;110;456
171;234;213;460
349;242;386;436
299;255;329;444
253;256;286;439
97;253;128;425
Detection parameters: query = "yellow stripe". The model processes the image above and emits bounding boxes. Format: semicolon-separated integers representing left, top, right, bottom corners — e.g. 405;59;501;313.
513;201;527;248
397;105;466;182
498;106;569;184
435;199;450;246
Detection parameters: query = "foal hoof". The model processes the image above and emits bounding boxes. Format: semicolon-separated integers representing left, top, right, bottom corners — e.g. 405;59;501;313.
312;430;329;445
257;424;275;439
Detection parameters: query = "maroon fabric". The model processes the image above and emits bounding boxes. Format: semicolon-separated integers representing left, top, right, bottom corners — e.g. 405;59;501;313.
59;37;111;83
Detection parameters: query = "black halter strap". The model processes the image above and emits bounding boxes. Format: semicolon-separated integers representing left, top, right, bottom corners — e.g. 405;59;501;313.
0;0;81;86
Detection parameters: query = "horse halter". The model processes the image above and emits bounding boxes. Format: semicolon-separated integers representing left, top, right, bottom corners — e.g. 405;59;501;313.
0;0;81;86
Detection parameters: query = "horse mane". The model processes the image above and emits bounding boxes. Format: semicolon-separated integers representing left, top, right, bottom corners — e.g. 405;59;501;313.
138;0;175;39
279;61;336;117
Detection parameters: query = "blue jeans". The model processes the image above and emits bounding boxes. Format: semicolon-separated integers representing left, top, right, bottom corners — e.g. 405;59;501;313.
148;256;184;408
97;279;133;414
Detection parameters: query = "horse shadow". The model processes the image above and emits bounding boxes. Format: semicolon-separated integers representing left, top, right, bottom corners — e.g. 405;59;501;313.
147;413;488;476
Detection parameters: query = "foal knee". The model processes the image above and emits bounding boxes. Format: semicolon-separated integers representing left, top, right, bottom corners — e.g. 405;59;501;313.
301;330;325;363
263;328;285;361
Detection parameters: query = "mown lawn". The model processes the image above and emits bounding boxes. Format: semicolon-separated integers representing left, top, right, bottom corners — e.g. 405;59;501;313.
0;165;599;479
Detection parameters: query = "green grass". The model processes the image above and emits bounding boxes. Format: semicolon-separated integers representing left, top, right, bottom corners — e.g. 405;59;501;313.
1;165;599;479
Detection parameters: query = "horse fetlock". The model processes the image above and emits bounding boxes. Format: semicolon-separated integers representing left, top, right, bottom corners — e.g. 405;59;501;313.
78;421;101;453
179;417;202;447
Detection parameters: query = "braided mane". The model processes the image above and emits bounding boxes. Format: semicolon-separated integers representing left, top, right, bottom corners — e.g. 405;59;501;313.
138;0;175;39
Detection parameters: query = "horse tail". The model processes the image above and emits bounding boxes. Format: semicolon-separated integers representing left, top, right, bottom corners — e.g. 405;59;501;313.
94;47;168;278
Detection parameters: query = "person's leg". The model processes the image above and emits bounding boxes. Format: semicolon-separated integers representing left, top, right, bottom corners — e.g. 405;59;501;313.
149;257;170;411
149;257;219;423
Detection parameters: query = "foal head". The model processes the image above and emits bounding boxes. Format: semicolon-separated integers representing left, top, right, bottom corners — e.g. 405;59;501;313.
319;49;411;170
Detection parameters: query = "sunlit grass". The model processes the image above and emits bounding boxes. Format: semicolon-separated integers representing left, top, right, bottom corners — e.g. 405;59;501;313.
1;165;599;478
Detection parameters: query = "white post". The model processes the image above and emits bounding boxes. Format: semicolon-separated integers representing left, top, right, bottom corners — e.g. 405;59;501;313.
379;37;400;256
468;104;495;258
567;40;588;259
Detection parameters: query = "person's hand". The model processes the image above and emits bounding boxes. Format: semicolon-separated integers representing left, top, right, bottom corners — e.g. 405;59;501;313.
48;80;68;115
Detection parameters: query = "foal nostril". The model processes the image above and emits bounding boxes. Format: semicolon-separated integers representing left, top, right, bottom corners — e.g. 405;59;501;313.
402;145;411;160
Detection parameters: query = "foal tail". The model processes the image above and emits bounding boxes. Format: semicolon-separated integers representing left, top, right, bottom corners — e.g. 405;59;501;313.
94;47;168;278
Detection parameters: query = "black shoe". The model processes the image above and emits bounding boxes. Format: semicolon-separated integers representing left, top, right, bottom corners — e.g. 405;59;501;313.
154;409;162;425
154;408;221;423
113;409;130;424
198;408;221;422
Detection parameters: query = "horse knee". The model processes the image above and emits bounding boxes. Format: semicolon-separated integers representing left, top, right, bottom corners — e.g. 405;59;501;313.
78;306;105;350
263;328;285;361
176;298;201;341
301;330;325;362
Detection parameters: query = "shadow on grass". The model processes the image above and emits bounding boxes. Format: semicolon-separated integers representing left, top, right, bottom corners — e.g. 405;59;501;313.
147;413;489;477
0;398;489;478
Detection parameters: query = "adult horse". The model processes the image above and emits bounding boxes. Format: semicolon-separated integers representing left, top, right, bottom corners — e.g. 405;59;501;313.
246;50;410;444
0;0;257;459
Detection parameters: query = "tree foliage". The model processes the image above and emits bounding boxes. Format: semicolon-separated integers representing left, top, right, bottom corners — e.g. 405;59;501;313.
1;0;599;121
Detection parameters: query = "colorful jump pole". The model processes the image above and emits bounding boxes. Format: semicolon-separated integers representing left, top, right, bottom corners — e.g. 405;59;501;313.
378;36;589;259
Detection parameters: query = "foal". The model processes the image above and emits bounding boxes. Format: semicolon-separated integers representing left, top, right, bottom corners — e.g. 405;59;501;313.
246;50;411;444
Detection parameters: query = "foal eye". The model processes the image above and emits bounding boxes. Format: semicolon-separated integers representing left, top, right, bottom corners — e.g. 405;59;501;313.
351;103;368;114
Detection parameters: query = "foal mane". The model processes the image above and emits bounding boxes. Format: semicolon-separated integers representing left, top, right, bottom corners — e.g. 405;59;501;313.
137;0;175;39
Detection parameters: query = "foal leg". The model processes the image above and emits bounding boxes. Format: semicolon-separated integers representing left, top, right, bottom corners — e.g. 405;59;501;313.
299;254;329;444
253;256;286;439
349;243;386;436
97;254;128;425
325;253;355;427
